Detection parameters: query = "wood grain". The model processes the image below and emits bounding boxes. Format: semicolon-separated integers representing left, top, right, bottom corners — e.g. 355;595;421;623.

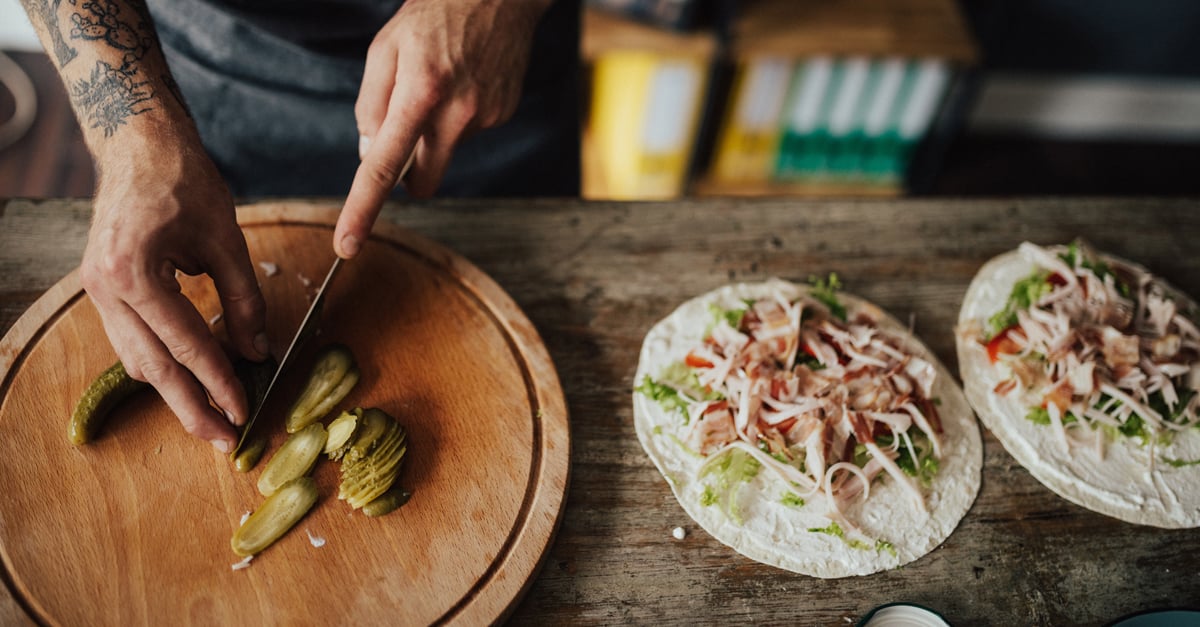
2;197;1199;626
0;203;568;626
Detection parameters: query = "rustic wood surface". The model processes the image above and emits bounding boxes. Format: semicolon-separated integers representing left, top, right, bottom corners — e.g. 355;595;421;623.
2;197;1199;626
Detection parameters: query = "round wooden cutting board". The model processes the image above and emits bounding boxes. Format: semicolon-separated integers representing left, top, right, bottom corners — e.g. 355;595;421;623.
0;203;569;625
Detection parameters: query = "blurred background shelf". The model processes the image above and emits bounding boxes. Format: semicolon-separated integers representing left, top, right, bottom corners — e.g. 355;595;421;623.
582;0;979;199
3;0;1200;199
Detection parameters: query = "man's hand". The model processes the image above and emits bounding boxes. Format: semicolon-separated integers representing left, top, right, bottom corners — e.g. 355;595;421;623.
334;0;552;259
80;136;268;453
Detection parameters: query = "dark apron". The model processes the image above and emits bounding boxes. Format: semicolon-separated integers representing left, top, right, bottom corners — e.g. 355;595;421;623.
148;0;580;197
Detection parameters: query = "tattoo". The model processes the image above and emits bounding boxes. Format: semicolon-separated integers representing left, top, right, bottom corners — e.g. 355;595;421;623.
69;0;150;72
71;60;154;136
20;0;78;67
64;0;161;135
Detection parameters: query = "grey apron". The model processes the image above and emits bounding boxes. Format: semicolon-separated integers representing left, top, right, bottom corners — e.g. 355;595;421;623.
147;0;580;197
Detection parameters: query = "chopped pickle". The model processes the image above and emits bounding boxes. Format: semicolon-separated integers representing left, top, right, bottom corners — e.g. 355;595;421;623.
257;422;328;496
324;410;360;458
231;476;319;556
330;407;410;511
233;437;268;473
285;344;359;433
339;436;406;502
346;407;391;462
362;486;412;517
68;361;151;445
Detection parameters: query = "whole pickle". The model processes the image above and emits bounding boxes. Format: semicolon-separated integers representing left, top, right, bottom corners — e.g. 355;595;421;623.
286;344;359;433
68;361;151;445
231;476;319;556
257;422;327;496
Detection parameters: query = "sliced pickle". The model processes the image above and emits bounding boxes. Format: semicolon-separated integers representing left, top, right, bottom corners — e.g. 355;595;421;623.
285;344;359;433
338;423;403;491
340;426;406;493
344;444;408;508
257;422;328;496
346;407;391;462
324;409;360;458
362;486;411;517
301;368;360;428
233;437;267;473
331;407;410;510
68;361;151;445
339;418;408;509
231;476;319;556
340;437;405;499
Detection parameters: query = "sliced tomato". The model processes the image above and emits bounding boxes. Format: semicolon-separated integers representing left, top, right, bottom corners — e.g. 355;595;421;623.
1048;272;1068;287
986;326;1020;363
685;352;714;368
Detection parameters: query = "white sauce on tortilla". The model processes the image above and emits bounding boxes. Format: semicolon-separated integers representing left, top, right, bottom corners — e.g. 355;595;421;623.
956;249;1200;528
634;279;983;578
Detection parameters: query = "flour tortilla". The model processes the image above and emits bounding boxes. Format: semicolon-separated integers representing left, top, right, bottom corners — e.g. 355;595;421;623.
956;247;1200;528
633;279;983;578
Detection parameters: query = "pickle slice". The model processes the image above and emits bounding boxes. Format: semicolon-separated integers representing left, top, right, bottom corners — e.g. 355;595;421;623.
231;476;319;556
362;486;411;517
257;422;328;496
301;368;360;428
68;361;151;445
346;407;391;462
233;437;268;473
344;443;408;508
337;413;408;509
324;409;360;459
285;344;359;433
340;425;406;493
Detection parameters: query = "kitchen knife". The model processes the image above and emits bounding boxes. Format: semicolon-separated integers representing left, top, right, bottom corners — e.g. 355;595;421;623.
230;150;417;456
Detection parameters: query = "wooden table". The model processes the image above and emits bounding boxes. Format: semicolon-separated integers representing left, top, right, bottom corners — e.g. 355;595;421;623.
2;197;1198;626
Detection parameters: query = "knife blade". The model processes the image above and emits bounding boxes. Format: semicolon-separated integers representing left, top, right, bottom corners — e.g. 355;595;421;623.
230;149;417;456
231;256;342;455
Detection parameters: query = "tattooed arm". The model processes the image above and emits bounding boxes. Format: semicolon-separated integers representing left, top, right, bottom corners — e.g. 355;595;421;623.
20;0;268;453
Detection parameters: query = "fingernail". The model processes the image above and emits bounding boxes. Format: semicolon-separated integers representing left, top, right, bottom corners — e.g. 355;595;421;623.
254;332;269;358
211;439;231;454
358;135;370;160
224;407;243;427
341;234;360;258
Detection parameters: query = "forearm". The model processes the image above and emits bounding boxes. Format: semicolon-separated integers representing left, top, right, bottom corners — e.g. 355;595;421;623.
18;0;197;168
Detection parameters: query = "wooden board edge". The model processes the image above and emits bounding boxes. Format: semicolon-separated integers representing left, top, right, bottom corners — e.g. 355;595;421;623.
0;271;86;624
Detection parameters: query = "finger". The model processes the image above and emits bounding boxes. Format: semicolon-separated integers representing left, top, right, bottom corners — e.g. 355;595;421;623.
403;104;472;198
205;231;269;363
336;85;429;259
125;269;249;429
91;295;239;450
355;39;399;158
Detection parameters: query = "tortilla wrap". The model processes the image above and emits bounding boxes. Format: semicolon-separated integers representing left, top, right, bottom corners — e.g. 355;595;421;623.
956;247;1200;528
633;279;983;577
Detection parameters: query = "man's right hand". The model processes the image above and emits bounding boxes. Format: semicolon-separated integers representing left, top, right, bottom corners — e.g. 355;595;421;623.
80;135;268;453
